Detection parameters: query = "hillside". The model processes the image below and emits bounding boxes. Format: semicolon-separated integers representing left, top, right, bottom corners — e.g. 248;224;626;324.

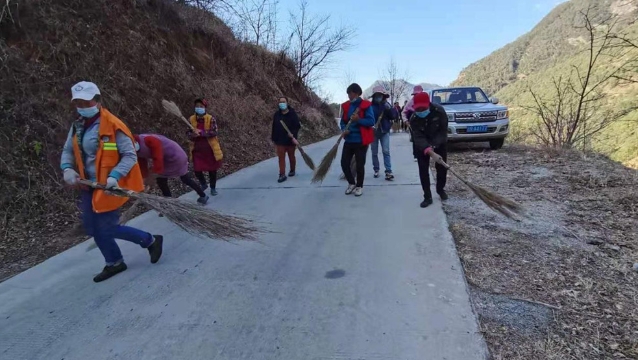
452;0;636;95
451;0;638;166
0;0;336;278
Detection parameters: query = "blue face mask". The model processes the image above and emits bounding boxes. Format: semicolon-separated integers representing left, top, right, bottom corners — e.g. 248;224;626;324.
374;96;383;103
195;107;206;115
415;110;431;118
279;103;288;110
77;106;99;118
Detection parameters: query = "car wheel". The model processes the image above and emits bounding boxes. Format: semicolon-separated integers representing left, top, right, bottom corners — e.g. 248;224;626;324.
489;139;504;150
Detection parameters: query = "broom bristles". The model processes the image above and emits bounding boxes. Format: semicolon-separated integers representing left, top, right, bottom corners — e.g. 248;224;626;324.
466;182;524;219
79;180;261;240
299;149;316;170
311;140;341;183
137;192;259;240
162;99;184;119
448;169;525;219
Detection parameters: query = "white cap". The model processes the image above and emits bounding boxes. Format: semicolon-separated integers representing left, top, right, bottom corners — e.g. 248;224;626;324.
71;81;100;101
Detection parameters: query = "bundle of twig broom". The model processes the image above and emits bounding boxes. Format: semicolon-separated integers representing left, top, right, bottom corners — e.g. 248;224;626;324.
162;99;198;132
427;151;524;219
79;180;260;240
312;119;353;183
279;120;315;170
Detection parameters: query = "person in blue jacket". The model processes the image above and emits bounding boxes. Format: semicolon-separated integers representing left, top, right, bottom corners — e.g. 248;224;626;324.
369;86;396;180
339;83;376;197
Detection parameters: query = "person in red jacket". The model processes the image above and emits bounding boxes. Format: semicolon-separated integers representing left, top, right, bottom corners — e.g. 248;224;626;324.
133;134;209;205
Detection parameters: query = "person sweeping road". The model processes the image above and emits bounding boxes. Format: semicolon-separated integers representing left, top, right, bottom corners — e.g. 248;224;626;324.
133;134;209;204
369;86;396;180
410;91;450;208
189;98;223;196
61;81;163;283
339;83;375;196
404;85;423;162
271;96;301;183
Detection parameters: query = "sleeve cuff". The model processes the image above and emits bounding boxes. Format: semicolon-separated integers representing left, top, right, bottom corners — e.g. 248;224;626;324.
109;171;123;180
61;164;73;171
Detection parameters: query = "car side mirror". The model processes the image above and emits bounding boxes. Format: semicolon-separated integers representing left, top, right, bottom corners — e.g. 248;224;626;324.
490;97;499;104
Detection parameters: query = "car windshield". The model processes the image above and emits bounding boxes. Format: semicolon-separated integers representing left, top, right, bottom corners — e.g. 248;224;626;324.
431;88;490;105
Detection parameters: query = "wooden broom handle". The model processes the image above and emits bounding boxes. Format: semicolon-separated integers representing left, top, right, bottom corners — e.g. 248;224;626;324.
426;150;451;170
78;179;136;197
180;115;198;132
279;120;296;139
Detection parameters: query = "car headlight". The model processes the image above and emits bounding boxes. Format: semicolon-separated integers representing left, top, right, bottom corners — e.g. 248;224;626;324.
448;113;456;122
497;110;509;119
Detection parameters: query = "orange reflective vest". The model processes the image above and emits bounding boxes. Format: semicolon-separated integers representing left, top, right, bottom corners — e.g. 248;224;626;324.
72;107;144;213
189;114;224;161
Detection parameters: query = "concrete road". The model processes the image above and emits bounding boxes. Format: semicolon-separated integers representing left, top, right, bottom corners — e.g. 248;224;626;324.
0;133;487;360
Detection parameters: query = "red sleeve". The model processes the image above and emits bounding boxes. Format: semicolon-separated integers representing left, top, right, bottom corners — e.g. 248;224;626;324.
144;136;164;174
138;157;149;178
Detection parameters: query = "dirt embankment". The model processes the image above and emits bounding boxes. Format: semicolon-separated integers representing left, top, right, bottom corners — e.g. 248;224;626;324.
443;144;638;359
0;0;337;280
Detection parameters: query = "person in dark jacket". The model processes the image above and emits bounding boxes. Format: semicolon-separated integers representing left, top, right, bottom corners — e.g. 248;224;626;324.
393;102;403;132
369;86;396;180
271;96;301;183
410;92;449;208
340;83;376;197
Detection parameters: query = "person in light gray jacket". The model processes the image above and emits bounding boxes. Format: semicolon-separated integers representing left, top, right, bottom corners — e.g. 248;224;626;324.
61;81;163;283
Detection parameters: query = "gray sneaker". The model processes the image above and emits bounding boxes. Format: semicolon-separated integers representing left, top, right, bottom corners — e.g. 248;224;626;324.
354;187;363;197
197;195;209;205
345;184;356;195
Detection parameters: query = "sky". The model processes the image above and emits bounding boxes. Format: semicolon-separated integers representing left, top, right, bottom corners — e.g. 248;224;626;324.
275;0;566;102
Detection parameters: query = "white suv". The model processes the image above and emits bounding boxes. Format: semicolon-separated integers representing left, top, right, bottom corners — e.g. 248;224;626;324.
429;86;510;150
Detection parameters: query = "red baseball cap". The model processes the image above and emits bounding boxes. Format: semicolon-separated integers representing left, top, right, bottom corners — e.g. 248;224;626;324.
413;92;431;109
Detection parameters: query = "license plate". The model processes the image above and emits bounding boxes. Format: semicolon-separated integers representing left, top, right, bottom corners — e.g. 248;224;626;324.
466;125;488;133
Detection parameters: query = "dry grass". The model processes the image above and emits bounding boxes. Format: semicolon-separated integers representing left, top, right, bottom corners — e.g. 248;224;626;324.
442;143;638;359
0;0;336;280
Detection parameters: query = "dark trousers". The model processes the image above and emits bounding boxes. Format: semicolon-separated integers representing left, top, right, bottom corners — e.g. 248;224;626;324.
156;174;206;198
416;144;448;199
341;142;368;187
195;171;218;189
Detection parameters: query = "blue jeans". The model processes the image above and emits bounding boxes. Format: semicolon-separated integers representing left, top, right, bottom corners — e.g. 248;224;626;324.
371;132;391;173
81;191;153;265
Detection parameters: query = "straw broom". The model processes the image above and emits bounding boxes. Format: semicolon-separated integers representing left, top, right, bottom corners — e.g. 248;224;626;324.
78;179;260;240
311;119;353;183
162;99;198;131
279;120;315;170
427;151;525;219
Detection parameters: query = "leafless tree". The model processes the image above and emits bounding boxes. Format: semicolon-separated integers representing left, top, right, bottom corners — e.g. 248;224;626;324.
284;0;354;86
380;57;411;105
218;0;279;49
339;67;358;89
176;0;218;10
177;0;279;50
523;8;638;150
